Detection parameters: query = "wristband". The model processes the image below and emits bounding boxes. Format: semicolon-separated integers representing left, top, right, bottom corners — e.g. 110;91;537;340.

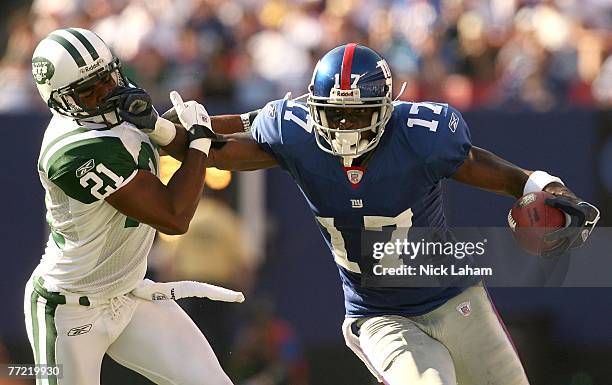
239;109;260;132
149;117;177;146
189;138;212;155
523;171;564;195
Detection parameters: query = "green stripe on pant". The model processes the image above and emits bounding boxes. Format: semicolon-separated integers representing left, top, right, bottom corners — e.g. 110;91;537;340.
45;301;58;385
30;289;59;385
30;290;40;364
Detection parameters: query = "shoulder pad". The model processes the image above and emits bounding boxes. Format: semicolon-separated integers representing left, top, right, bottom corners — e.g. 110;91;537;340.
46;135;138;203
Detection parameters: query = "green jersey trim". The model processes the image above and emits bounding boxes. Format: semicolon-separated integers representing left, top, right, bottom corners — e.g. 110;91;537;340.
41;129;119;173
38;127;90;171
138;141;158;172
47;137;137;204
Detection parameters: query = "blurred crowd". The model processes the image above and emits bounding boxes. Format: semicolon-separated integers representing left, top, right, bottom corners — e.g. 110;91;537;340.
0;0;611;113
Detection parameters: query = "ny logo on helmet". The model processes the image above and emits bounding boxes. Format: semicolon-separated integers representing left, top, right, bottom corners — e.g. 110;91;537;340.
32;57;55;85
376;60;392;85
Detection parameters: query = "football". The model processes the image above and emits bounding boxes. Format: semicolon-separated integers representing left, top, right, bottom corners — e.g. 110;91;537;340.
508;191;567;256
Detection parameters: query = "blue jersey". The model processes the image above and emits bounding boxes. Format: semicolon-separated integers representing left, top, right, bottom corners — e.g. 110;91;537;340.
251;98;477;317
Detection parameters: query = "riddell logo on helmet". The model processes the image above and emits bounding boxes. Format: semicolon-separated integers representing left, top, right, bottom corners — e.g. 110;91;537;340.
331;87;361;100
79;58;104;74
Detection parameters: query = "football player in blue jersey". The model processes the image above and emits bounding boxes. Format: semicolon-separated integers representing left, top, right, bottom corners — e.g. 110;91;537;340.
131;43;600;385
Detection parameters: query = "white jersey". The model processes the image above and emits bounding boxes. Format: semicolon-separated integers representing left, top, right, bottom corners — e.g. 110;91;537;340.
34;115;159;299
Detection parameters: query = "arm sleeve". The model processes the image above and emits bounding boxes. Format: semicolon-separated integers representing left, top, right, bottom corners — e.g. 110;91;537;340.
250;99;291;171
425;106;472;182
47;137;138;204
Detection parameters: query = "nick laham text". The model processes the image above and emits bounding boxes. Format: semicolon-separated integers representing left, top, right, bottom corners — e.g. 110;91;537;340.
373;264;493;277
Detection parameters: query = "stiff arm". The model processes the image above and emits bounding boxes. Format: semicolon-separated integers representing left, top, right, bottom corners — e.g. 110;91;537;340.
208;131;278;171
159;112;277;171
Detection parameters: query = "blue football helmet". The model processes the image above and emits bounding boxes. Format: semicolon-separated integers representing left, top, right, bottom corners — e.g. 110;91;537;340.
307;43;393;164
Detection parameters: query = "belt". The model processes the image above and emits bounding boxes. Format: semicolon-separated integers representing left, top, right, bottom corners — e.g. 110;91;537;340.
33;276;92;306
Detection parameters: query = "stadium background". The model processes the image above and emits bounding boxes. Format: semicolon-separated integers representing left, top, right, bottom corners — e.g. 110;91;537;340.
0;0;611;384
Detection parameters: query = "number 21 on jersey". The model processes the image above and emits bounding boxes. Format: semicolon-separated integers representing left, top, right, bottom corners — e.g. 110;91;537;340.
79;163;124;200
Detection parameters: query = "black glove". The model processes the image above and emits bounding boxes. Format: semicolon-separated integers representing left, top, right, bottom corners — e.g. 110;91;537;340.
188;123;218;142
541;194;600;258
160;105;181;126
106;86;158;132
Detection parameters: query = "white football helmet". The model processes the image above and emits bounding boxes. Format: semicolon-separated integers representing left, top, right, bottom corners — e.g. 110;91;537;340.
31;27;129;126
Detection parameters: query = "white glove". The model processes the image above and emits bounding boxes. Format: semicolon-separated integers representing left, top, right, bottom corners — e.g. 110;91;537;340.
132;279;245;303
169;91;215;154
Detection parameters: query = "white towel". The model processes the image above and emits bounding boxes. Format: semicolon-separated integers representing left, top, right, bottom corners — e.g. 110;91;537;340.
132;279;245;303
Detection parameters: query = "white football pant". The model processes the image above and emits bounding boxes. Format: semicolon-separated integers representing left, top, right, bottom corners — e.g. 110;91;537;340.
24;277;234;385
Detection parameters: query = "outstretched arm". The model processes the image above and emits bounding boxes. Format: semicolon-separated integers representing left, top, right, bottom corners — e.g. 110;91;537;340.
157;114;249;161
207;131;278;171
158;110;277;170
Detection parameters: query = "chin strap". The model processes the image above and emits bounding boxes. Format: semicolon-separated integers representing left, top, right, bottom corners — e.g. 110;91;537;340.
333;132;372;166
342;156;355;167
394;82;407;101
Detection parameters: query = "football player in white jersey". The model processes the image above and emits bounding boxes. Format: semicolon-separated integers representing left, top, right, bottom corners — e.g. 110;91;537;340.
25;27;244;385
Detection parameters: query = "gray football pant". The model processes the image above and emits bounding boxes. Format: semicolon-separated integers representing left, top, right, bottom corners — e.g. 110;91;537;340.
343;284;529;385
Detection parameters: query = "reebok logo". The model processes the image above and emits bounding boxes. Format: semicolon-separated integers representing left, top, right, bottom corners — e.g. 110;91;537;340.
76;159;95;178
67;323;92;336
449;112;459;133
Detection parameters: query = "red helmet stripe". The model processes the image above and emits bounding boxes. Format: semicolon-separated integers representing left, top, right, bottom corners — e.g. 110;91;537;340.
340;43;358;90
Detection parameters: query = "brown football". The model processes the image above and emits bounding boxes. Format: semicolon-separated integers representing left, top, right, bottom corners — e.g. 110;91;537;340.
508;191;566;256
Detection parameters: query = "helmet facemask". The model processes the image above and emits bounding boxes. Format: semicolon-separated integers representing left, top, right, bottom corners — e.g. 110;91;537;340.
48;57;129;128
308;88;393;166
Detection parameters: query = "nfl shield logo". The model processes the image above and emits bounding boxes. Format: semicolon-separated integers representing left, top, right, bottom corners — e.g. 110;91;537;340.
344;166;365;189
347;170;363;184
456;301;471;317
